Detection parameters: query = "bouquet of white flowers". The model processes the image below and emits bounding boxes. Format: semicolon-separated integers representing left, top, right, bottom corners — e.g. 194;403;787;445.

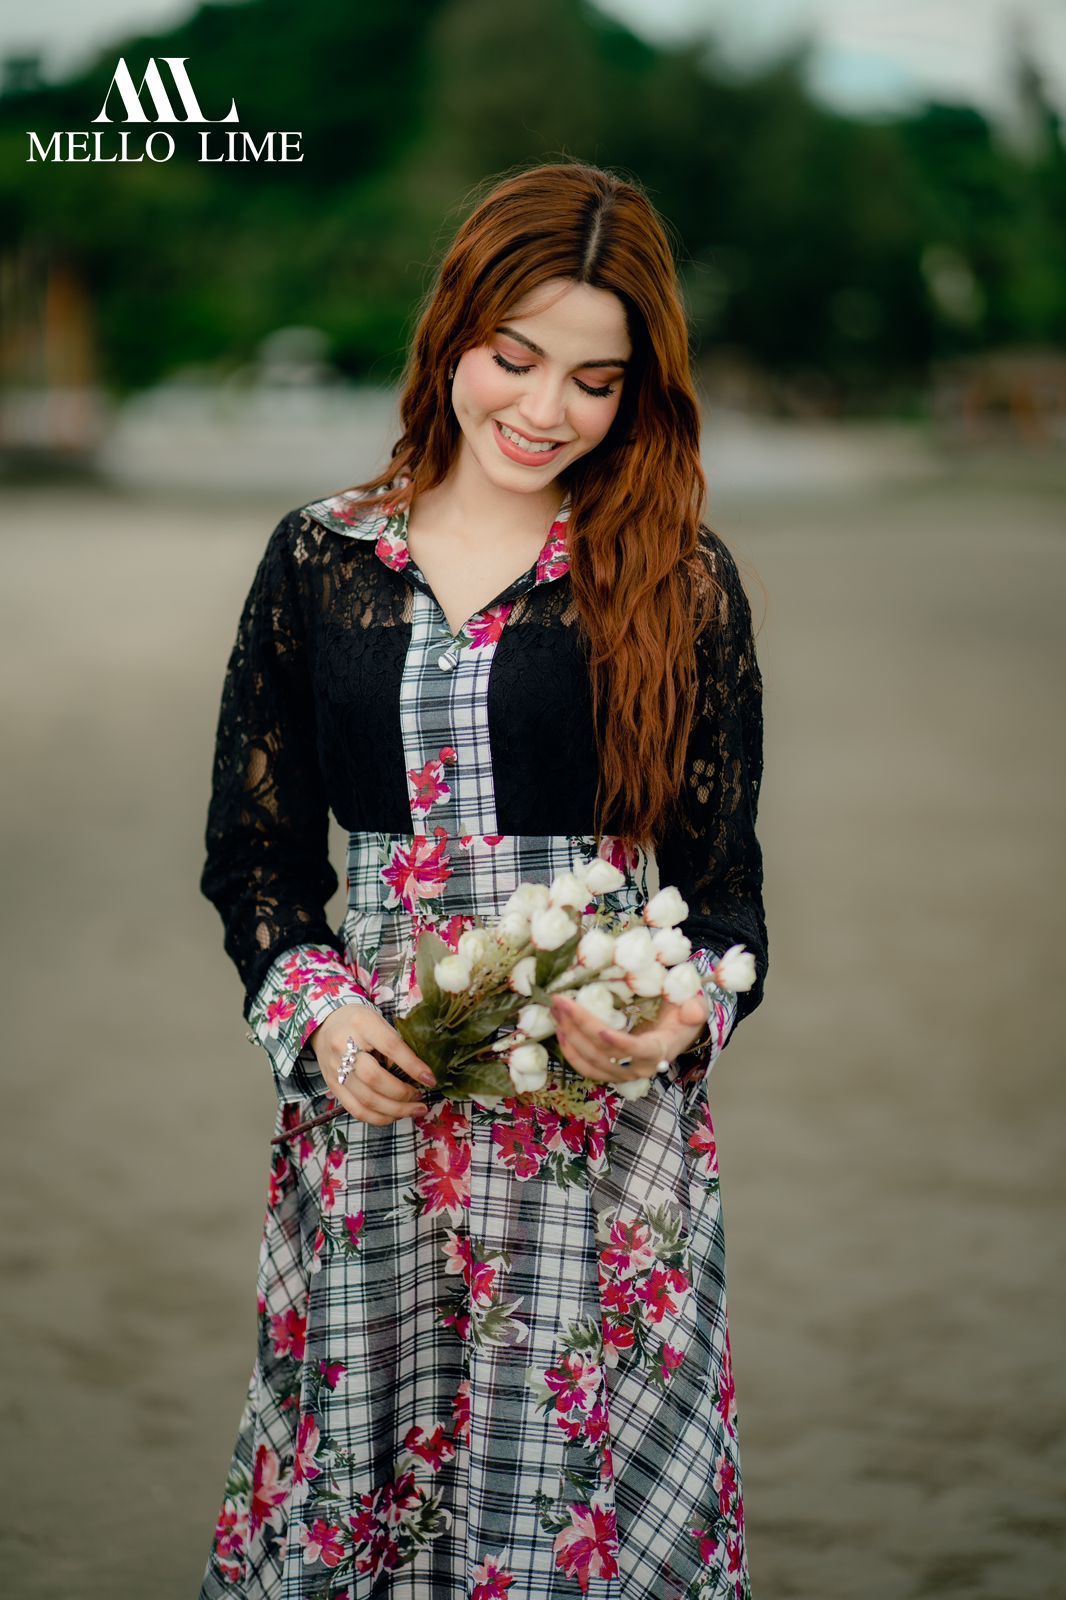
392;858;756;1109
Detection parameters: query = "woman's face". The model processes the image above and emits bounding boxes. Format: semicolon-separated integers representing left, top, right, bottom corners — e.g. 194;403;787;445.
450;278;632;494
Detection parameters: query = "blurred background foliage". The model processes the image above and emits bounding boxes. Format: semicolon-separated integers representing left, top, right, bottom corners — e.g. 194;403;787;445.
0;0;1063;410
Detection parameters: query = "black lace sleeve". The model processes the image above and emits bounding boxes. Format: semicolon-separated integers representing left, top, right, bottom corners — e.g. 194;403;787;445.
656;527;768;1033
199;511;345;1019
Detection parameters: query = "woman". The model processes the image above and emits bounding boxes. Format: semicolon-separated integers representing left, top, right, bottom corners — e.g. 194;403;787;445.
199;160;767;1600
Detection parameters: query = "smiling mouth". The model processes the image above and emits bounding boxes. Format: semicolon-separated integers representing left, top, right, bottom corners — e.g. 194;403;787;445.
494;419;567;455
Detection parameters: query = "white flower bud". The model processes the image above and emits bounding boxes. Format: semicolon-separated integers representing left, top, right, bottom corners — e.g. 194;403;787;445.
509;955;537;996
713;944;757;992
498;911;531;945
530;905;575;951
580;858;627;895
517;1002;555;1040
458;928;491;963
548;871;590;910
613;926;655;971
628;962;665;998
663;962;702;1003
651;926;691;966
645;886;689;928
504;882;550;918
577;927;615;970
434;954;473;993
615;1075;652;1100
508;1042;549;1092
570;982;622;1023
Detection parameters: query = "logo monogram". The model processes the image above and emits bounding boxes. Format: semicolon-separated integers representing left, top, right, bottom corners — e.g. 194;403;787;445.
94;57;238;125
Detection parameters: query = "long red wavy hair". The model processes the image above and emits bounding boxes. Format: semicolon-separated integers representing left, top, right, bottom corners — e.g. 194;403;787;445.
337;159;723;852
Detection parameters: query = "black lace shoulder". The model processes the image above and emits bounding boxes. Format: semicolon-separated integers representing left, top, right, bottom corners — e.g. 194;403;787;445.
199;510;346;1016
656;523;768;1027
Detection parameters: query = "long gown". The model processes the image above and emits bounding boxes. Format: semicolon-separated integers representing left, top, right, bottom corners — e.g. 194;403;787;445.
197;484;767;1600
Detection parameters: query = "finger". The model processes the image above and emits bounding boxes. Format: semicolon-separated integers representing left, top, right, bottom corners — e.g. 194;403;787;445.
360;1019;436;1088
340;1076;427;1124
351;1052;428;1106
558;1023;649;1084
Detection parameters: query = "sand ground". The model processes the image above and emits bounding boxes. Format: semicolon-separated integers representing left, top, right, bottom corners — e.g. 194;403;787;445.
1;439;1063;1598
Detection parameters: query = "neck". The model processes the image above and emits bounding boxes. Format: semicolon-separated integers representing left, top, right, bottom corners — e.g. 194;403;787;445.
417;445;565;543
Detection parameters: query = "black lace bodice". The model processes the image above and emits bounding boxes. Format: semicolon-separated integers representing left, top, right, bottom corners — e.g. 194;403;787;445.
199;504;768;1027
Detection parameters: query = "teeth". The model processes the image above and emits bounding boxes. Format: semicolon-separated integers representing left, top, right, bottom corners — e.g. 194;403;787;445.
499;423;559;454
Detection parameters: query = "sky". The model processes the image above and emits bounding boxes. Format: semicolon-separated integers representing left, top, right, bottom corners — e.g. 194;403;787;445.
1;0;1064;121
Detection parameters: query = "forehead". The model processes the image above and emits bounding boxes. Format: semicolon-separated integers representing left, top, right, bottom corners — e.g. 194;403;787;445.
498;278;631;352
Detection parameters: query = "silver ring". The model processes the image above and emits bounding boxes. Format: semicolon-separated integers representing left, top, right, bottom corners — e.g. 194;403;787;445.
612;1055;633;1069
337;1034;360;1086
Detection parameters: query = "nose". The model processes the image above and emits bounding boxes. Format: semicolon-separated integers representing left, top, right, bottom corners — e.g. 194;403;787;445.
517;372;567;434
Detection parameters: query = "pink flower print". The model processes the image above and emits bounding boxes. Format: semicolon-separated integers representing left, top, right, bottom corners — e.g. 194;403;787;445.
415;1138;471;1220
343;1210;365;1248
715;1329;738;1436
438;912;476;950
408;755;451;817
536;528;571;582
544;1353;602;1415
377;1465;423;1526
467;602;512;649
584;1399;610;1446
661;1342;686;1381
725;1530;745;1582
267;1151;291;1210
552;1499;619;1594
320;1145;346;1214
249;1444;290;1536
452;1375;471;1443
688;1103;720;1182
418;1101;470;1145
471;1551;516;1599
374;529;409;571
636;1265;689;1324
491;1114;546;1181
318;1357;345;1389
713;1453;738;1516
403;1421;456;1474
269;1307;307;1362
352;960;394;1007
214;1497;249;1561
601;1279;635;1317
597;835;639;876
293;1413;322;1485
263;995;296;1036
381;828;452;911
601;1318;635;1367
599;1217;656;1279
298;1517;346;1568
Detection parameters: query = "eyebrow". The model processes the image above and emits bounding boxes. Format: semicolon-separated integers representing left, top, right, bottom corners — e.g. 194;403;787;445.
495;325;629;370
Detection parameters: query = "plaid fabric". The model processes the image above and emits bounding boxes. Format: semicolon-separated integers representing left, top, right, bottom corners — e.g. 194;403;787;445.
201;489;751;1600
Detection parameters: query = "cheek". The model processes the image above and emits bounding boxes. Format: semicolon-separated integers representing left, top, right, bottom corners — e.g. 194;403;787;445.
578;392;624;447
453;352;509;420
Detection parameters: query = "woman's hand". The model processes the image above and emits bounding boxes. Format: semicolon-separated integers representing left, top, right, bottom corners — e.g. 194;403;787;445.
309;1003;436;1126
548;991;710;1085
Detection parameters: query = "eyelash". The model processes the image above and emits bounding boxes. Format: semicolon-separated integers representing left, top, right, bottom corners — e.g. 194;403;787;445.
491;350;617;398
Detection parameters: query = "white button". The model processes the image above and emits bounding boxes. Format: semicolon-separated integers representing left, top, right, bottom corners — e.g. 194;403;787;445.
437;651;457;672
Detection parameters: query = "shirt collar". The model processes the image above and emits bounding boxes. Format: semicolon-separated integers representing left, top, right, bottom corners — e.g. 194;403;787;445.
304;477;572;586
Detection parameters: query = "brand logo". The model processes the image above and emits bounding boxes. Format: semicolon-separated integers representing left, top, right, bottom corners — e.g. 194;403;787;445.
27;57;303;164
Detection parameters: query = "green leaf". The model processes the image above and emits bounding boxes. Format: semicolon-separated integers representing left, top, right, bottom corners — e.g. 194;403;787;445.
414;928;453;999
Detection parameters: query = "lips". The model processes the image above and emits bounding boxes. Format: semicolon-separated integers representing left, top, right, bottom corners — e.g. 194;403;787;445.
492;418;567;465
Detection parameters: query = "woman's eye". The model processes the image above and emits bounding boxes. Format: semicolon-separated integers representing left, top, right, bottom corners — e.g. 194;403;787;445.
492;351;532;376
492;350;617;399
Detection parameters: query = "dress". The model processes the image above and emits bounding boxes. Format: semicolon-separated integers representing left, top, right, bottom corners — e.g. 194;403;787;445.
197;483;767;1600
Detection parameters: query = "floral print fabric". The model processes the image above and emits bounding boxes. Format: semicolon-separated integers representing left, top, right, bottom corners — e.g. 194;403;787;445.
199;487;758;1598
